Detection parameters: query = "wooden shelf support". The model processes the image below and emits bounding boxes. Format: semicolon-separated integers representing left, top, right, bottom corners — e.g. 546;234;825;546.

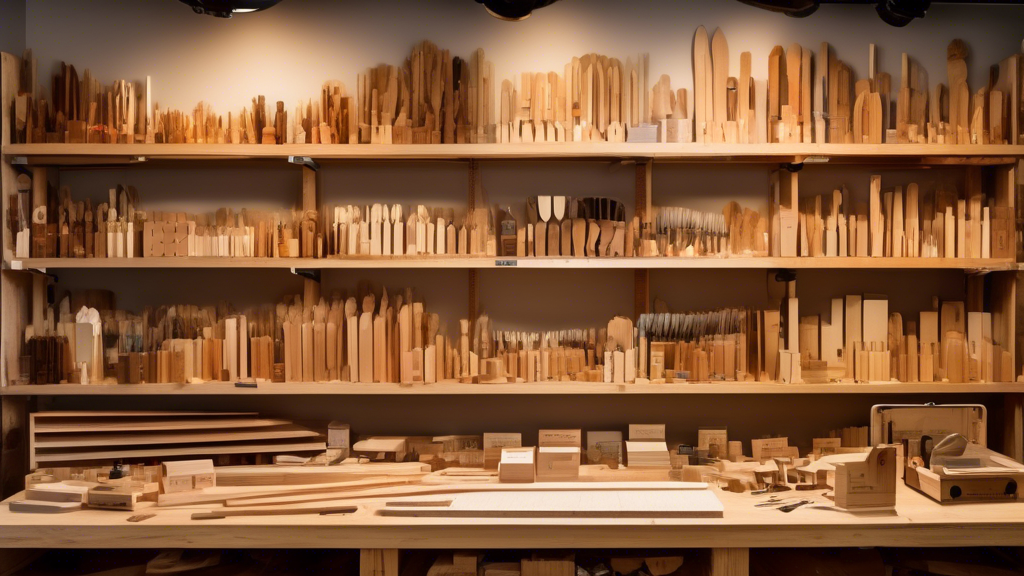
634;160;651;318
360;549;400;576
0;395;28;500
710;548;749;576
301;165;320;303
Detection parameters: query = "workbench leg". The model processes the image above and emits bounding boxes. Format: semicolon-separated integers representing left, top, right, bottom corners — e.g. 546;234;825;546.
1;395;29;499
710;548;749;576
1006;393;1023;463
360;549;399;576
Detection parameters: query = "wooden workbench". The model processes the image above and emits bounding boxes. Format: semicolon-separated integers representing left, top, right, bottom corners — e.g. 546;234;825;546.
0;484;1021;576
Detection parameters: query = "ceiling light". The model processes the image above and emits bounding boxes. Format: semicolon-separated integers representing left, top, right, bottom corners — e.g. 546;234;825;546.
475;0;562;21
736;0;943;26
178;0;284;18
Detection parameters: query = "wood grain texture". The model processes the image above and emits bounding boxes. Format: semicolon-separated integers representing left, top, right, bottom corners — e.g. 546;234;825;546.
0;483;1022;549
4;380;1022;396
4;143;1023;166
8;257;1016;272
378;489;724;518
711;548;748;576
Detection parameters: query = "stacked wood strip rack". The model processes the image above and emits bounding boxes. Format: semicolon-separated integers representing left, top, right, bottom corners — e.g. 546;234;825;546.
2;46;1024;576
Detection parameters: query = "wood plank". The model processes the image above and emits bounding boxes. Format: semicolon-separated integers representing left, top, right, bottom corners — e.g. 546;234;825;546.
225;481;708;508
33;425;320;448
9;256;1016;272
216;463;431;486
33;440;327;464
5;143;1024;164
33;417;292;433
4;380;1021;397
379;489;724;519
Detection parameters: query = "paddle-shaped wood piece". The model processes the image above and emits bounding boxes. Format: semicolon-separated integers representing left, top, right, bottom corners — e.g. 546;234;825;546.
947;40;968;143
768;46;783;141
787;44;802;118
693;26;710;143
538;196;552;223
711;28;729;130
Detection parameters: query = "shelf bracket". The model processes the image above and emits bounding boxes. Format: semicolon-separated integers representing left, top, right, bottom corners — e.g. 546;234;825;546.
290;268;321;283
289;156;320;172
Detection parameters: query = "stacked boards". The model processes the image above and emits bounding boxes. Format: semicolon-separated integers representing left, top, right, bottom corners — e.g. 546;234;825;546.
29;411;326;469
380;488;724;518
694;27;756;144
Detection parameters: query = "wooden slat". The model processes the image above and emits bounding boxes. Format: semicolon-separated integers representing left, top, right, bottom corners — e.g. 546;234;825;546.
31;411;256;417
33;440;327;464
4;143;1024;164
5;381;1023;396
216;463;431;486
33;424;319;448
32;417;290;433
377;490;723;518
11;257;1016;271
225;481;708;508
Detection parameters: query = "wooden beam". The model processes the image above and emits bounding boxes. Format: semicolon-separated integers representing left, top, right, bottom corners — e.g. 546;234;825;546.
710;548;749;576
361;549;400;576
1;396;28;499
1005;393;1023;464
301;165;320;303
636;160;652;224
635;269;650;319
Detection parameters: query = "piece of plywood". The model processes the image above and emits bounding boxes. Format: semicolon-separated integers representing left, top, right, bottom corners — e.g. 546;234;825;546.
215;463;430;486
33;416;289;433
34;425;319;448
34;440;328;464
380;489;723;518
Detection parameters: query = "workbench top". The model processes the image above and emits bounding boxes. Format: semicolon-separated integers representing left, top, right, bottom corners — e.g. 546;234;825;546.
1;484;1021;549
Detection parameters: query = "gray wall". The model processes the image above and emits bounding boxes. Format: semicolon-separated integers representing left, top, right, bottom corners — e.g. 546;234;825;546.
0;0;24;58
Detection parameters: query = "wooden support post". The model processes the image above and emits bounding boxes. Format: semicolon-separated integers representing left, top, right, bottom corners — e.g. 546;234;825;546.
635;269;649;319
468;159;479;212
31;274;45;335
468;160;479;321
1;52;21;262
468;269;478;322
1;396;29;499
634;160;652;318
1005;393;1023;464
710;548;749;576
360;549;399;576
301;165;320;303
636;160;652;224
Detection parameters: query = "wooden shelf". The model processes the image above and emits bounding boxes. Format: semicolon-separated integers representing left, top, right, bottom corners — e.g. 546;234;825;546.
4;142;1023;166
4;381;1020;396
8;256;1016;272
0;483;1020;549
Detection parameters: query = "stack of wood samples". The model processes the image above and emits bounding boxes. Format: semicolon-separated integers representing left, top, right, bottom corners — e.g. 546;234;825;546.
29;411;326;469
